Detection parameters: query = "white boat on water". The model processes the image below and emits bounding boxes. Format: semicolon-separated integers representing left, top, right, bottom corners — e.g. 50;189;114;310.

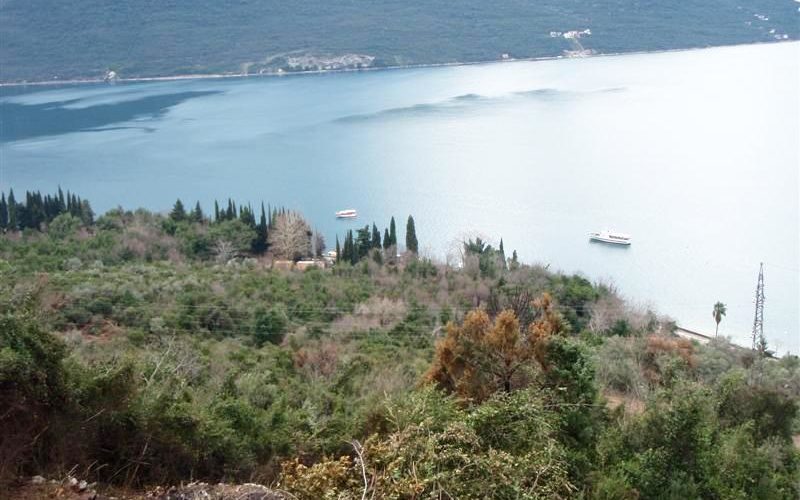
589;230;631;245
335;209;358;219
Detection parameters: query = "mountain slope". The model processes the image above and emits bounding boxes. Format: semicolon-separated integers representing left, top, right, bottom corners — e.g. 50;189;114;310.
0;0;797;82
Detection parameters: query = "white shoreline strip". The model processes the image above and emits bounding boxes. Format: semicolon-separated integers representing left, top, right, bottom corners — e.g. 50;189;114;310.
0;40;796;88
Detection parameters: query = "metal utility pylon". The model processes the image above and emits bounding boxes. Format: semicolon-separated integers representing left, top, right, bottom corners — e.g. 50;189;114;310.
751;262;765;351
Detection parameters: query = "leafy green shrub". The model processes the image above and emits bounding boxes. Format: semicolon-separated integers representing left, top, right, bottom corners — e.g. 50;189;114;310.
48;213;82;240
253;306;288;346
0;308;69;484
717;372;798;443
282;388;575;499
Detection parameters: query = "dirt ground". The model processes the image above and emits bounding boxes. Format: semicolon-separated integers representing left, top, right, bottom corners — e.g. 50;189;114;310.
6;480;286;500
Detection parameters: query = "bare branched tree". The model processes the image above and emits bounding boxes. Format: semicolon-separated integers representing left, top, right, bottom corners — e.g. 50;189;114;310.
588;293;625;335
213;239;235;263
269;211;312;260
312;230;326;258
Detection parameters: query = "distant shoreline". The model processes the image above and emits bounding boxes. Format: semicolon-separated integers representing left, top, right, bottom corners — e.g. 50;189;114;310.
0;40;795;88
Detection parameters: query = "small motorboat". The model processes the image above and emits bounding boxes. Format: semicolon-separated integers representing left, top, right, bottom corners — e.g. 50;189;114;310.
335;209;357;218
589;230;631;245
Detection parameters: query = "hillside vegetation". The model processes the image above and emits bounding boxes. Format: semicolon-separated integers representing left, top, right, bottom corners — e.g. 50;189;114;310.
1;191;798;499
0;0;797;82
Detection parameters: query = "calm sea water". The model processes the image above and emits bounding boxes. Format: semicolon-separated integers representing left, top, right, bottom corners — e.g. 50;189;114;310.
1;43;798;353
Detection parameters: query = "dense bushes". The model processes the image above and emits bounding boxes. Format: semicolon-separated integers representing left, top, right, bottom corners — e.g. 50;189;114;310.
594;382;799;499
0;302;69;482
281;389;576;499
1;204;798;497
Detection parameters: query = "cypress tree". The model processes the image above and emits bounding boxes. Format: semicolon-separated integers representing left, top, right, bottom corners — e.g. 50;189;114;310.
32;191;45;229
22;191;37;230
499;238;506;269
57;186;66;213
69;193;80;217
267;204;273;229
248;205;256;227
214;200;220;222
192;201;204;222
371;223;381;249
170;199;187;221
349;230;358;265
42;194;53;221
240;204;256;228
0;193;7;230
405;215;418;253
341;231;351;264
79;199;94;225
510;250;520;270
389;216;397;246
356;225;371;259
383;228;391;250
7;189;17;230
335;235;341;264
22;191;33;229
14;191;26;229
253;203;268;254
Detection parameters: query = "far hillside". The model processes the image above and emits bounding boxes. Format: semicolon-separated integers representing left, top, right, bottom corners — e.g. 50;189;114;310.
0;0;797;82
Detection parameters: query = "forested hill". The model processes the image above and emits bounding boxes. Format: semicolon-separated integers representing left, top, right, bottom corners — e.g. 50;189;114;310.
2;190;799;499
1;0;798;83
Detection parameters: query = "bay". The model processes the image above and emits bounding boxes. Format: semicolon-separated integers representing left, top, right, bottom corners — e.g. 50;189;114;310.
1;42;798;353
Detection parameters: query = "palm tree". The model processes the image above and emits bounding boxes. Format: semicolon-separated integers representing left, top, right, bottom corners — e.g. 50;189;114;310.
712;301;727;337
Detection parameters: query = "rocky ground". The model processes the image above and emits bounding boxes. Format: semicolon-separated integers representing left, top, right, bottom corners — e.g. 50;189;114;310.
7;477;286;500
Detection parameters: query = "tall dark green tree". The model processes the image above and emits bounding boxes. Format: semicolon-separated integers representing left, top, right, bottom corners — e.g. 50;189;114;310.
22;191;45;229
7;189;17;230
252;203;269;254
406;215;418;253
192;201;204;223
371;223;382;249
499;238;507;270
239;204;256;228
335;235;341;264
57;187;66;213
214;200;220;222
66;193;77;217
356;225;372;259
170;199;187;221
0;193;7;230
383;228;391;250
78;199;94;225
510;250;520;271
389;216;397;246
342;230;357;265
340;231;349;264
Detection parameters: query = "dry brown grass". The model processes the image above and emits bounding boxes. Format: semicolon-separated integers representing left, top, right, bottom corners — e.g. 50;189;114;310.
646;334;696;368
604;390;645;416
330;297;407;333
